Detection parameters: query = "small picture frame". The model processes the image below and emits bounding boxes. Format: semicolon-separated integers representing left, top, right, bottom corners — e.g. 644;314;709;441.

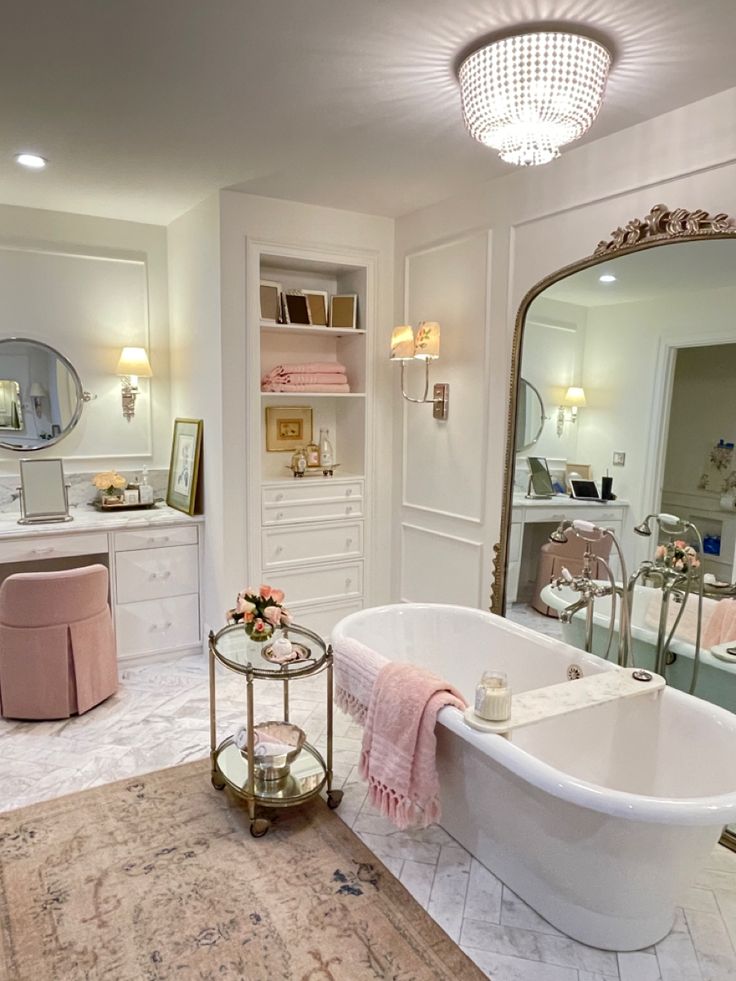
303;289;329;327
260;280;282;323
565;462;593;491
265;405;313;452
283;290;312;326
167;418;203;515
329;294;358;329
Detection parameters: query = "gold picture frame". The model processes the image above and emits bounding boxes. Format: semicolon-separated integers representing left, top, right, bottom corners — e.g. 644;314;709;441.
260;280;282;323
265;405;313;452
303;289;329;326
329;294;358;329
166;418;203;515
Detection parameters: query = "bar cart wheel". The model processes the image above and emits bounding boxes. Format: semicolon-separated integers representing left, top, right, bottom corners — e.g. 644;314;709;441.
327;789;344;809
211;772;226;791
250;818;271;838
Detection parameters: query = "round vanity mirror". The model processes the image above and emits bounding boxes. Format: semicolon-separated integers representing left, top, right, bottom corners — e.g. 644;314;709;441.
0;338;87;451
515;378;545;451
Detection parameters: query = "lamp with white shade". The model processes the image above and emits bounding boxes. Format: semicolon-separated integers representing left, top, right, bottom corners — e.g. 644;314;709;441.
557;386;587;436
116;346;152;422
390;322;448;419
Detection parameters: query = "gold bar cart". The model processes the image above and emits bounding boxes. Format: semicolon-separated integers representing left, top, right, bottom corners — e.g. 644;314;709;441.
208;621;343;837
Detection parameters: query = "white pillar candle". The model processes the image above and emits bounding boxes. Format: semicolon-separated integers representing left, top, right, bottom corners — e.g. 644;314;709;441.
475;671;512;722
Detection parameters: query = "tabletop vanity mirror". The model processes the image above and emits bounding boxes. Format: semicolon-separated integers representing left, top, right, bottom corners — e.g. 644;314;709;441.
18;458;72;524
491;205;736;851
0;338;93;452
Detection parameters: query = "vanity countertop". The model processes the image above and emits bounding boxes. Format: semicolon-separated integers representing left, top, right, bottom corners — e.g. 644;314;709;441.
0;504;203;539
512;494;629;509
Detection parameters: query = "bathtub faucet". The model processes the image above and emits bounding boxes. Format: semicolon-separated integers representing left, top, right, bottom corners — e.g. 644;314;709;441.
549;520;632;666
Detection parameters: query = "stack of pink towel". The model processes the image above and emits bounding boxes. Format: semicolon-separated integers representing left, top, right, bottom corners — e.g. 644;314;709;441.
261;361;350;393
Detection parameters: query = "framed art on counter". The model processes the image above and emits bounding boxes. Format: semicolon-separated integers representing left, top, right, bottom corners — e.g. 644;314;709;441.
167;418;203;515
265;405;313;452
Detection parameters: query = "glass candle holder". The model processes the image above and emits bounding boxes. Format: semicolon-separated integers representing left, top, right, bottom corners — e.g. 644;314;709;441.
475;670;512;722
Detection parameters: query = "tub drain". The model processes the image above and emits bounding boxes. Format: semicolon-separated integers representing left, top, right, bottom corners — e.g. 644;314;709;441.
567;665;583;680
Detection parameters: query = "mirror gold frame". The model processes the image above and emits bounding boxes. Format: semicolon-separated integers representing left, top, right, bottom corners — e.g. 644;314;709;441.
490;204;736;853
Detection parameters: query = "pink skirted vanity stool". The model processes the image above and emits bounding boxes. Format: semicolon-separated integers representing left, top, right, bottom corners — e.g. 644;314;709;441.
532;533;613;617
0;564;118;720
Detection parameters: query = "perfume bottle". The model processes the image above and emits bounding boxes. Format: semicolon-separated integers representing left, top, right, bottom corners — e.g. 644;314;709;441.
319;428;334;468
291;447;307;474
139;465;154;504
305;440;320;468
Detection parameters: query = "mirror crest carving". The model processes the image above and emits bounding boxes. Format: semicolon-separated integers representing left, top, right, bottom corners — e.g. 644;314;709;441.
594;203;736;256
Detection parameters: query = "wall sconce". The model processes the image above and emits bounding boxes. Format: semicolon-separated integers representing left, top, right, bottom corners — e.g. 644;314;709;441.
116;346;152;422
390;321;449;420
556;386;586;436
28;382;47;417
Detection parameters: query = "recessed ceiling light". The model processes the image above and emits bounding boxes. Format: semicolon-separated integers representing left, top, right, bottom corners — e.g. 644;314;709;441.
15;153;47;170
599;273;616;283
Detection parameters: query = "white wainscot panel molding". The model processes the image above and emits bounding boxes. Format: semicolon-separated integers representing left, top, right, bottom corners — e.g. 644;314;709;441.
403;232;490;524
400;523;484;607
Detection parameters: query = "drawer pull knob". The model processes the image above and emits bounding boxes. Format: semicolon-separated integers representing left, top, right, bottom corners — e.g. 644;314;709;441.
345;538;352;547
32;547;55;555
275;546;283;554
150;571;172;581
151;621;173;632
346;489;353;496
148;536;170;545
346;506;352;513
345;578;352;588
276;512;284;520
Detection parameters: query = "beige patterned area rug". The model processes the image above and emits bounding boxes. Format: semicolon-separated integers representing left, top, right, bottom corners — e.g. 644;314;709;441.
0;759;485;980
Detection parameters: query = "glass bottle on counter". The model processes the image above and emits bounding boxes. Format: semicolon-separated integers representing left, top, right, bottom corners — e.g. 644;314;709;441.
319;428;334;468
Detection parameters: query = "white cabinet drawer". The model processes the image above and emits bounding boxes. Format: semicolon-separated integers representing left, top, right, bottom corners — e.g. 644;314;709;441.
262;520;363;567
289;598;364;641
114;524;198;552
262;498;363;525
0;532;108;564
116;594;200;657
262;480;363;505
270;561;363;604
115;544;199;602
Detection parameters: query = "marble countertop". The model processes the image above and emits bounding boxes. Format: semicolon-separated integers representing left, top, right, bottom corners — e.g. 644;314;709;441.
0;503;203;539
512;494;629;508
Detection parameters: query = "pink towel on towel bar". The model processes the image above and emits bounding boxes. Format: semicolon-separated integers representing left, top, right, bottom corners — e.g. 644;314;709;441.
333;637;388;725
359;662;467;830
703;598;736;648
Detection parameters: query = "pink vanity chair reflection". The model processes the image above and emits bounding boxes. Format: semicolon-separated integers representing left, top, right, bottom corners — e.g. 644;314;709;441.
0;564;118;719
532;533;613;617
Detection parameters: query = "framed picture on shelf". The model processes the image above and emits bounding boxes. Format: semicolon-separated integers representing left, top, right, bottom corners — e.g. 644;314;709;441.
265;405;313;452
283;291;312;326
329;294;358;329
167;418;203;515
260;280;282;323
303;289;329;326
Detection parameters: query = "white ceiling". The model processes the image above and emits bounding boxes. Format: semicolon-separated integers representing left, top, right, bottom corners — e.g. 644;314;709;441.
541;239;736;307
2;1;736;225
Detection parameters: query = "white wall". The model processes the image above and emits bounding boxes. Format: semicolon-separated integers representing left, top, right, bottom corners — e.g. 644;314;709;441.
0;204;170;474
167;194;222;628
394;84;736;610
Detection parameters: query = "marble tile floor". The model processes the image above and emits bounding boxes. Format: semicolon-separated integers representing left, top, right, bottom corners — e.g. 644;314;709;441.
1;654;735;981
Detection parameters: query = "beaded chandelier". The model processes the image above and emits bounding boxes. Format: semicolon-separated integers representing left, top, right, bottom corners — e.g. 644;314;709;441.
459;31;611;166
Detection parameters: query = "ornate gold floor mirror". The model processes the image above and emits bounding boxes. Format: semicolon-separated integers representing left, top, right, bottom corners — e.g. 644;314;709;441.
491;205;736;852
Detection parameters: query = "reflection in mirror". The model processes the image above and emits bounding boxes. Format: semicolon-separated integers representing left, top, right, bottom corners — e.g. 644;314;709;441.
496;219;736;849
0;338;86;451
0;381;23;431
515;378;545;451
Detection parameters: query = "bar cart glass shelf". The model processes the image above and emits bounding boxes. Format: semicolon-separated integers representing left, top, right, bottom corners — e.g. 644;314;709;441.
208;621;343;837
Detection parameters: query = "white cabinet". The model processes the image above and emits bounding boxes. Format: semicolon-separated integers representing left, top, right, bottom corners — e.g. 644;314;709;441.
250;244;374;636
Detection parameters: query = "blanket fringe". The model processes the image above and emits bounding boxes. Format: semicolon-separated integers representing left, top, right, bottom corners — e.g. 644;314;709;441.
359;748;440;830
334;686;368;725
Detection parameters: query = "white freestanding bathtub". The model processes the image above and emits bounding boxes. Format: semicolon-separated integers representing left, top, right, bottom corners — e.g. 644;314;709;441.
331;603;736;951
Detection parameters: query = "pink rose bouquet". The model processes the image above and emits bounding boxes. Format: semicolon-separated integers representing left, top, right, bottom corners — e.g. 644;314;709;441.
654;539;700;574
227;584;291;640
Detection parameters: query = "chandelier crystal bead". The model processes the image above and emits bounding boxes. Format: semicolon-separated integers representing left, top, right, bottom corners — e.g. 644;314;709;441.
459;31;611;167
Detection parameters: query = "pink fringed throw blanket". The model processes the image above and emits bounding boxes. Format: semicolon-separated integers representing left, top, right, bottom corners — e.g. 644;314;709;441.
359;662;467;830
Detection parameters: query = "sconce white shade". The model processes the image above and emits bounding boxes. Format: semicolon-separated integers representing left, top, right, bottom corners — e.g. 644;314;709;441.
390;325;415;361
29;382;47;398
414;321;440;361
562;386;586;407
116;347;152;378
